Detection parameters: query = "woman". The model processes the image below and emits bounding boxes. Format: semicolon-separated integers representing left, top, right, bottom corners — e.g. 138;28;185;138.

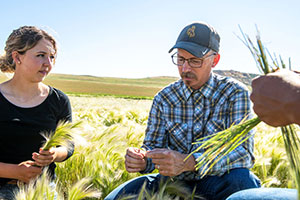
0;26;74;199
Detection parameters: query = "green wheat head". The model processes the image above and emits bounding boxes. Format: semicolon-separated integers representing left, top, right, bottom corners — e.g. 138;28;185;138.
186;117;261;177
14;169;58;200
67;178;101;200
41;121;82;151
14;169;100;200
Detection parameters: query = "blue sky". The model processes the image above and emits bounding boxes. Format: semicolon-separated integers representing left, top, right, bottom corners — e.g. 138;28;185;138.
1;0;299;78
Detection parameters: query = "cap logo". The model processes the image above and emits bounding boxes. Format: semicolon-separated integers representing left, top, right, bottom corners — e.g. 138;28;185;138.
187;26;195;38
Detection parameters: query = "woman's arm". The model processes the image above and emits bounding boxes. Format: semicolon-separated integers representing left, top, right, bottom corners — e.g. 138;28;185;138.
0;161;42;183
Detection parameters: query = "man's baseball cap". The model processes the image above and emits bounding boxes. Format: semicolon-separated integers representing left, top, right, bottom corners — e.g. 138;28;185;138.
168;22;220;58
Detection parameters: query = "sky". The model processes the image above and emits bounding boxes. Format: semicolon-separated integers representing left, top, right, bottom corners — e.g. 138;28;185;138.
1;0;299;78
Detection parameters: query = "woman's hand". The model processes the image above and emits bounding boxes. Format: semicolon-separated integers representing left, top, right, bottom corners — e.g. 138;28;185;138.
16;160;42;183
32;148;57;167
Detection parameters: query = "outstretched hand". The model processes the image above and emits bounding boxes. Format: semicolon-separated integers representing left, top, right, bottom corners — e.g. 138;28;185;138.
251;70;300;127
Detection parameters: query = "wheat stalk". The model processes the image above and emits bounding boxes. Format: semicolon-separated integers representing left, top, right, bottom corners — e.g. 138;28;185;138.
14;169;58;200
281;125;300;198
186;117;261;177
14;169;101;200
41;121;82;151
67;178;101;200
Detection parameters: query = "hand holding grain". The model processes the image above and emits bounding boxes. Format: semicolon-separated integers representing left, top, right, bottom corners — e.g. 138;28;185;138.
32;148;57;167
251;70;300;127
17;160;42;183
125;147;147;173
146;148;196;177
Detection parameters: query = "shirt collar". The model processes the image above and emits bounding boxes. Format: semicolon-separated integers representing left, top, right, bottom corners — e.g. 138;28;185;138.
182;73;216;101
182;81;194;100
198;73;216;99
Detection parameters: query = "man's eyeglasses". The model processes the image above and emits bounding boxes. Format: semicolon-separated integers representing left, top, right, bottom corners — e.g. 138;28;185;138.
171;52;217;68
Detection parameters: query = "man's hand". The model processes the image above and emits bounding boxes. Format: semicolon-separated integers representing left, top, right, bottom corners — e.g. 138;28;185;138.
125;147;147;173
16;160;42;183
146;148;195;177
250;70;300;127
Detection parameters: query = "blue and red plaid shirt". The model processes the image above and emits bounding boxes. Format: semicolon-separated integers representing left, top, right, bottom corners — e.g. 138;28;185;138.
142;72;255;181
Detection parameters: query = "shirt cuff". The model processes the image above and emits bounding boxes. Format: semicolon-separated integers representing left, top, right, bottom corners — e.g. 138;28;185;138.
139;157;155;174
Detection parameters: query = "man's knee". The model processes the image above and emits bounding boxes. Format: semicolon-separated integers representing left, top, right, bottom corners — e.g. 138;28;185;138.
225;168;261;189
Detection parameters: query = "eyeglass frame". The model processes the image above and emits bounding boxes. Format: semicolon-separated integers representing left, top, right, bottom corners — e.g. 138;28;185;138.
171;52;217;68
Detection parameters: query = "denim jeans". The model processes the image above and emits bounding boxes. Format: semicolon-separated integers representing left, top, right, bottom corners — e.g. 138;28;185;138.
105;168;261;200
0;184;19;200
225;188;298;200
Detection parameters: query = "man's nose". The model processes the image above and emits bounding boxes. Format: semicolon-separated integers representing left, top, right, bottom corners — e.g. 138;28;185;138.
181;60;192;72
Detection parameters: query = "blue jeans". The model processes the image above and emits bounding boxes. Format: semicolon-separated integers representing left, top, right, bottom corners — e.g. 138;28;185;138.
226;188;298;200
105;168;261;200
0;184;19;200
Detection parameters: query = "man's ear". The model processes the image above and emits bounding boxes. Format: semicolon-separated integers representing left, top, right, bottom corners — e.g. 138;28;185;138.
212;53;220;68
12;51;21;64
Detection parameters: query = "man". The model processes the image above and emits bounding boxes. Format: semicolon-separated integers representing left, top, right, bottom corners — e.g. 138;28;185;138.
105;22;260;200
226;70;300;200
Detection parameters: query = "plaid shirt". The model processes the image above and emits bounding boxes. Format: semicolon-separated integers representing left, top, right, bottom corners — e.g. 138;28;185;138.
142;73;255;181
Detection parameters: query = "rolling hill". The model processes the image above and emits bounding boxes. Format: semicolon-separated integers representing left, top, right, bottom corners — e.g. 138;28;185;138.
0;70;258;99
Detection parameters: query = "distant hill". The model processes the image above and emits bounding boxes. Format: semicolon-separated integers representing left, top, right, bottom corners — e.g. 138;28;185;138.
0;70;258;99
213;70;259;87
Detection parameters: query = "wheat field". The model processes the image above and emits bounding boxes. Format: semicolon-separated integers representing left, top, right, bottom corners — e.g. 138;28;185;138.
13;95;294;199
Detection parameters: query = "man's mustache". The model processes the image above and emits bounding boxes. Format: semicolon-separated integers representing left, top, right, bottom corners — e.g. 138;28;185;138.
181;72;197;79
